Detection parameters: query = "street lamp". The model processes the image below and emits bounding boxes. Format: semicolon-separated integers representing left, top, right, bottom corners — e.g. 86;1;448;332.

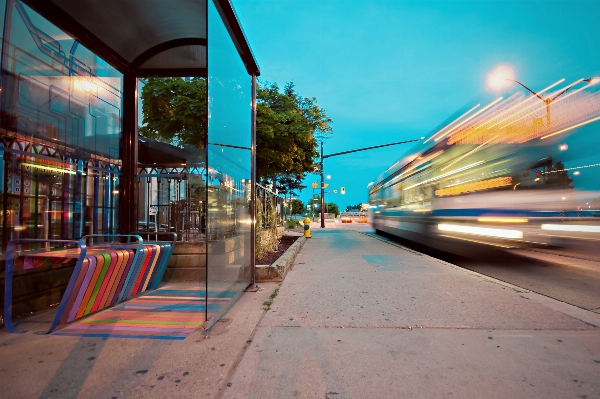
504;77;597;127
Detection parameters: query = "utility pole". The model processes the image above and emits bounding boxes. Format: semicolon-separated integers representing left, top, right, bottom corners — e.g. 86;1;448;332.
318;138;423;228
320;141;325;228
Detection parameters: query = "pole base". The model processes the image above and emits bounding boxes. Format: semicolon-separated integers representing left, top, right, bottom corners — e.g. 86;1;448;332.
244;283;260;292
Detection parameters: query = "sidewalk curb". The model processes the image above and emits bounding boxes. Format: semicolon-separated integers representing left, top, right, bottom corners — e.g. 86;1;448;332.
256;236;307;282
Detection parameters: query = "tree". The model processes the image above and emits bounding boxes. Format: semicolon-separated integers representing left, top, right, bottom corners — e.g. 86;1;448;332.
139;78;207;148
276;173;307;217
291;198;304;215
346;203;363;212
327;202;340;217
256;82;332;183
285;82;333;145
545;161;574;190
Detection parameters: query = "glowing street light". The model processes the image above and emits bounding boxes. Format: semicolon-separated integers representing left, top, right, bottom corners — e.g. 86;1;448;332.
485;64;516;92
487;66;599;127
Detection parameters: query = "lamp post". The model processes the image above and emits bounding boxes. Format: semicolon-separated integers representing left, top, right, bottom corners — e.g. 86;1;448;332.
317;137;423;228
505;77;597;127
320;141;325;228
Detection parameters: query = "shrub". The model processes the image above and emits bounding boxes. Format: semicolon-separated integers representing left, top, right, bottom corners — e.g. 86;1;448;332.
286;219;301;228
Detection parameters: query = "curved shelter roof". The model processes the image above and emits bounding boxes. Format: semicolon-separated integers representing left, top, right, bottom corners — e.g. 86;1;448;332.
22;0;259;77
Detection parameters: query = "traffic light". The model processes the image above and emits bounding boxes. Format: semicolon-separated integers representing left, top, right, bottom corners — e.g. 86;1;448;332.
312;181;318;189
341;187;346;195
322;183;329;189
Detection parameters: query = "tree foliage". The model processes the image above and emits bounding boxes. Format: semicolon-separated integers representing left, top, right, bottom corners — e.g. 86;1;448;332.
346;203;364;212
291;198;304;215
544;161;574;190
139;77;207;147
276;173;306;198
256;82;332;182
139;78;332;194
327;202;340;217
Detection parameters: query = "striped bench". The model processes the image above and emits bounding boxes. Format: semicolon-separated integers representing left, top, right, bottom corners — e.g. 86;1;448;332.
3;234;176;334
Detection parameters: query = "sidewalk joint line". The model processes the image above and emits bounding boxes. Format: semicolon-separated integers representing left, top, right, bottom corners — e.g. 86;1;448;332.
262;324;597;331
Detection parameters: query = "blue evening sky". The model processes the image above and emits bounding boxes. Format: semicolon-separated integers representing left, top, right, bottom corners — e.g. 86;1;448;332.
234;0;600;209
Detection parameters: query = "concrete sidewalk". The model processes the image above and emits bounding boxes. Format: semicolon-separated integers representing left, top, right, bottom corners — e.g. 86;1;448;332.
0;281;280;399
223;228;600;399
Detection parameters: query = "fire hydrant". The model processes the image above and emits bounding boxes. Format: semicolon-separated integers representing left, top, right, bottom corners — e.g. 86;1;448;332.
303;217;312;238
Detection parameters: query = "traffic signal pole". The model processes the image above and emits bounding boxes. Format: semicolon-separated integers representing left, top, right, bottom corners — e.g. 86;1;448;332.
320;141;325;228
318;137;423;228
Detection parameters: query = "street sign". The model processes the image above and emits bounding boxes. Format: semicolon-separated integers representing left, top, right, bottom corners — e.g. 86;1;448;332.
341;187;346;195
149;205;158;215
312;181;318;189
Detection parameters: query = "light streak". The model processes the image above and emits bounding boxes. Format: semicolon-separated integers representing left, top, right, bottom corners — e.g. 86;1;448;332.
541;224;600;233
413;209;431;212
438;223;523;239
439;234;514;248
435;176;512;197
542;162;600;174
441;135;497;171
435;97;504;142
478;217;528;223
485;79;566;130
424;104;480;144
21;163;80;175
444;178;478;188
499;79;588;130
383;150;444;188
403;161;484;191
540;115;600;140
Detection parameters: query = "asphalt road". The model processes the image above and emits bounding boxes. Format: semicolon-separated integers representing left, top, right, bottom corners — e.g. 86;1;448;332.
367;230;600;315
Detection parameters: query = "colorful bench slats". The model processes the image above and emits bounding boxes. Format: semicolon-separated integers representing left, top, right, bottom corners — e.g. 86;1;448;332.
52;289;234;340
4;235;176;335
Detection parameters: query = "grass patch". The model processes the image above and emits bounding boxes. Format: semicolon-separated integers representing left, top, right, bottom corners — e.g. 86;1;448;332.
262;287;280;311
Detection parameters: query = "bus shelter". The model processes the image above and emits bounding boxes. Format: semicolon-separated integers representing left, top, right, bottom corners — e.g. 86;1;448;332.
0;0;259;333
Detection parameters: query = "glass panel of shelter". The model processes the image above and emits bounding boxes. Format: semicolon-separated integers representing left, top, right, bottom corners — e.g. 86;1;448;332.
0;0;254;329
136;166;207;242
206;0;252;326
0;0;123;253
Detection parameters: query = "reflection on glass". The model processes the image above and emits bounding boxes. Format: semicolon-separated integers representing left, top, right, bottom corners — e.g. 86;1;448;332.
0;0;122;252
207;0;252;324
